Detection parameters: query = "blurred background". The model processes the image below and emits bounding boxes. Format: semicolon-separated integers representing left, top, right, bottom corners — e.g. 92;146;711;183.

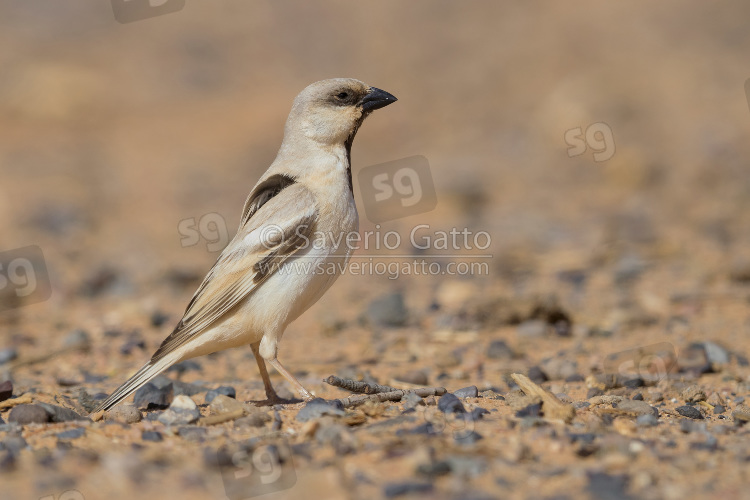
1;2;750;499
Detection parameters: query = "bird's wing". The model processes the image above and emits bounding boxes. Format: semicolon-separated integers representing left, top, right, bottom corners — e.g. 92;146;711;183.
150;179;317;363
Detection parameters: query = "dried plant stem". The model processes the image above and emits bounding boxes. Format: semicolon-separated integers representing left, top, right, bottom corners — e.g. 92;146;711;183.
336;387;446;409
324;375;399;394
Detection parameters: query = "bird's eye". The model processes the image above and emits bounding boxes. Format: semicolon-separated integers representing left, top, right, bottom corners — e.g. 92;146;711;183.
336;92;349;99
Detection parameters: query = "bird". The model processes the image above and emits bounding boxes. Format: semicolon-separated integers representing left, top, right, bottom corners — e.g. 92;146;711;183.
93;78;397;412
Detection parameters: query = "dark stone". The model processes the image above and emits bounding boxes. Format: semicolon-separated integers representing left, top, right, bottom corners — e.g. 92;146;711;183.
38;403;87;423
714;405;726;415
416;460;451;477
437;393;466;414
487;340;514;360
396;422;438;436
636;414;658;427
8;405;50;425
632;393;644;401
454;430;483;445
454;386;478;399
178;426;207;441
167;360;202;375
516;403;542;418
586;471;631;500
467;407;490;421
56;428;85;440
205;386;237;403
587;388;604;399
676;405;704;420
133;382;174;409
150;311;170;327
119;339;146;355
0;451;16;472
0;381;12;402
367;292;409;327
383;481;433;498
0;436;27;453
527;366;548;384
141;431;163;442
295;398;345;422
690;435;719;452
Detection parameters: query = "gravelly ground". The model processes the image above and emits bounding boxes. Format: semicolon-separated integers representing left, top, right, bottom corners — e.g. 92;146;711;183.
2;2;750;500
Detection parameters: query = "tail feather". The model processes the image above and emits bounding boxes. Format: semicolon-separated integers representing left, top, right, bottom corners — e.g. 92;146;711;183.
92;358;175;413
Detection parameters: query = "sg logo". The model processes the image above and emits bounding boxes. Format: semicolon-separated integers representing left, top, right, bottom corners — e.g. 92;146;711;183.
219;442;297;499
0;245;52;313
358;155;437;223
178;213;229;252
565;122;616;162
111;0;185;24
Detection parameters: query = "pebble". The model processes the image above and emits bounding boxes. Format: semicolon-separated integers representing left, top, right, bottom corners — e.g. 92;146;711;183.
0;380;12;402
134;382;174;409
63;329;91;349
295;398;345;422
713;405;726;415
0;436;27;453
402;391;424;410
150;311;170;327
676;405;704;420
732;404;750;425
467;407;490;421
454;430;483;445
681;386;707;403
486;340;514;360
515;403;542;418
234;413;271;428
679;420;707;434
0;348;17;365
701;341;730;367
38;403;87;423
539;358;578;380
636;414;658;427
107;404;142;424
167;360;202;375
315;423;356;454
516;320;549;339
527;366;548;384
367;292;409;327
611;400;658;418
454;386;478;398
437;393;466;414
209;394;245;415
158;395;201;425
141;431;163;442
383;481;433;498
57;428;86;441
586;472;630;500
204;386;236;404
178;426;207;441
8;404;50;425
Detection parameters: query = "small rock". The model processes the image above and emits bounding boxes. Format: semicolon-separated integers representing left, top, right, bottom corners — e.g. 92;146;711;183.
107;404;142;424
167;360;202;375
612;400;658;418
467;407;490;421
487;340;514;360
134;382;174;409
56;428;85;441
150;311;170;327
539;358;578;380
636;414;658;427
678;344;711;375
315;423;357;454
707;392;725;407
209;394;245;415
141;431;163;442
454;430;483;445
454;386;478;399
295;398;345;422
515;403;542;418
158;395;200;425
178;426;207;441
234;412;272;428
679;420;707;434
732;404;750;425
204;386;237;404
714;405;726;415
0;381;12;402
38;403;87;423
8;405;50;425
437;393;465;414
701;341;730;367
676;405;704;420
367;292;408;327
527;366;548;384
0;348;17;365
586;472;630;500
402;391;424;410
63;329;91;350
383;481;433;498
0;451;16;472
516;320;549;339
681;386;707;403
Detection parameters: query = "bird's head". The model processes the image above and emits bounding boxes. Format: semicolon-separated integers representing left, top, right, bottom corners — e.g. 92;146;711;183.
285;78;397;147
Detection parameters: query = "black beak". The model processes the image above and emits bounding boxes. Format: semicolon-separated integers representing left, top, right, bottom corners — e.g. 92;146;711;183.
361;87;397;112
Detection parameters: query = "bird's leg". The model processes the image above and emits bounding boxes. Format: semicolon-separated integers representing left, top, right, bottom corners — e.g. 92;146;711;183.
266;357;314;401
250;342;285;405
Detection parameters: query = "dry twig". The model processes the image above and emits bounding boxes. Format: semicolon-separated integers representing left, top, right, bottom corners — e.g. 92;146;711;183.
324;375;399;394
511;373;575;423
